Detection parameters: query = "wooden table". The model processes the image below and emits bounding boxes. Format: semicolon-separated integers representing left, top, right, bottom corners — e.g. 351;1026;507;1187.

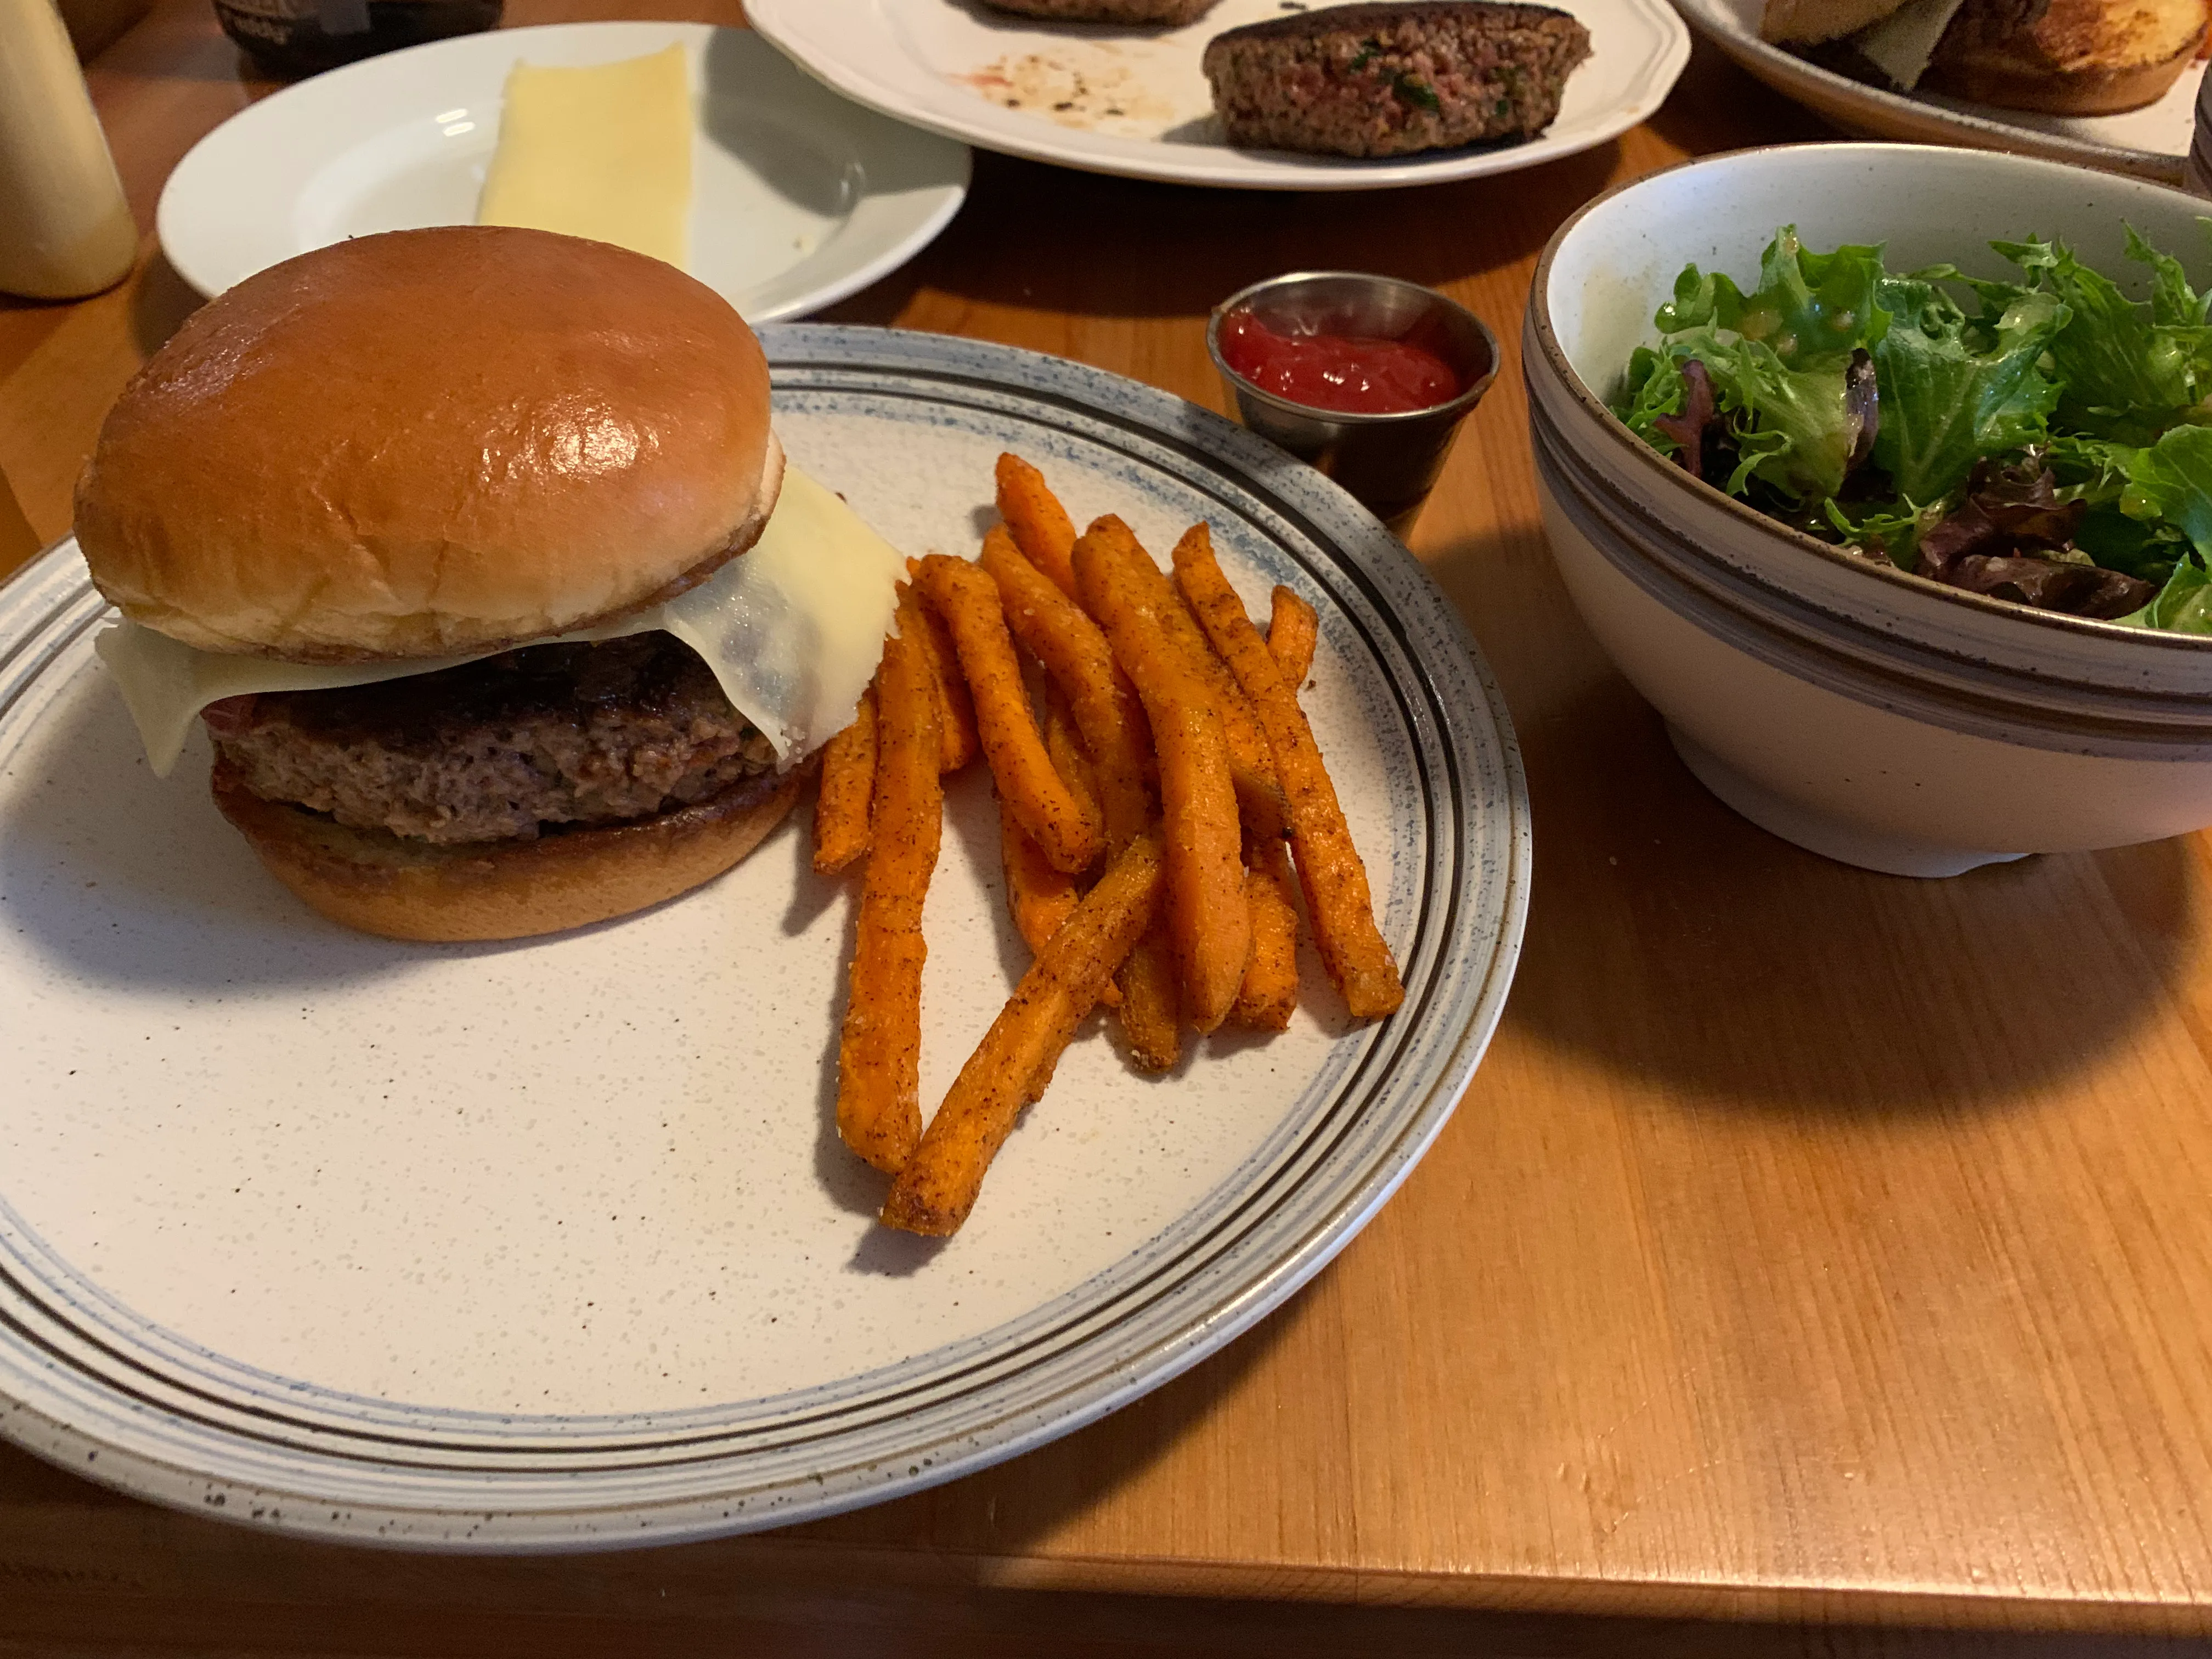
7;5;2212;1652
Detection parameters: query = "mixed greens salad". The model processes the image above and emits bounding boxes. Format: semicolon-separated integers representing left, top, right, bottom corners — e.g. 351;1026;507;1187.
1613;224;2212;632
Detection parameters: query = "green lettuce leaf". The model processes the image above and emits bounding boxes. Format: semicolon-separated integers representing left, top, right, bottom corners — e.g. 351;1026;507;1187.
1680;330;1860;501
1632;228;1891;502
2127;224;2210;330
1995;232;2207;441
1821;495;1942;566
2112;555;2212;632
2072;505;2183;582
2104;425;2212;622
2043;432;2142;504
1613;343;1689;455
1616;327;1860;502
1869;280;2066;503
2119;422;2212;556
1659;227;1890;366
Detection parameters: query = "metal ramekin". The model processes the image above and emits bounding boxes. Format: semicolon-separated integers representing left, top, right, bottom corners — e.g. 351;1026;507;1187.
1206;270;1500;536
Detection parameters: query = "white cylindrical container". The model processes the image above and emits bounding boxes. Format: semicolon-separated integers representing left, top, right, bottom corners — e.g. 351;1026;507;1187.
0;0;138;300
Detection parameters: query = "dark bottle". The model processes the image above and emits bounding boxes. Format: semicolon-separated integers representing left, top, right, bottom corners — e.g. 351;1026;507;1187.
212;0;502;78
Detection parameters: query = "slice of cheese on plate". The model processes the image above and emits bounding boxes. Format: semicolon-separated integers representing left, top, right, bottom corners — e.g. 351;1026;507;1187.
477;43;693;270
1854;0;1970;89
97;465;907;778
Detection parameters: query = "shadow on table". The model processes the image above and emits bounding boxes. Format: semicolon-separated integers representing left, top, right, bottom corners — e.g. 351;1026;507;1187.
1643;33;1844;160
130;249;204;357
822;139;1623;328
799;1266;1304;1552
1424;508;2194;1119
12;1419;2208;1657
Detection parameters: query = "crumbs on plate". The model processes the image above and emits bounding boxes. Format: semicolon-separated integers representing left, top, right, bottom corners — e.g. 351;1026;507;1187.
956;49;1173;131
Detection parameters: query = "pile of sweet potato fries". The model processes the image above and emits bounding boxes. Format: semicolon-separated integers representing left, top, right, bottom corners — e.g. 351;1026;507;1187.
811;454;1403;1237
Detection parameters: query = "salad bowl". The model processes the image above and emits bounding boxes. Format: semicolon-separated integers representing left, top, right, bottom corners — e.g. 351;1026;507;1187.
1525;142;2212;877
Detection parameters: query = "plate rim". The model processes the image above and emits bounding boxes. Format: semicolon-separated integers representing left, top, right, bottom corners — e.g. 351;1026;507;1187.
151;20;973;318
0;324;1531;1551
746;0;1690;191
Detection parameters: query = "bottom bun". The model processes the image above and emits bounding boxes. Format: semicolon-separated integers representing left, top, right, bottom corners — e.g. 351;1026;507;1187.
1923;38;2199;112
212;761;805;943
1923;0;2207;116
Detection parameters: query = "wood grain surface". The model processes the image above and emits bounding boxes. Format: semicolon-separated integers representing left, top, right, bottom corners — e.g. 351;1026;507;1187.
7;1;2212;1651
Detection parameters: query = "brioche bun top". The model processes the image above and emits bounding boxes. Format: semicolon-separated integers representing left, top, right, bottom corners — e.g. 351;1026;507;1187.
75;225;778;663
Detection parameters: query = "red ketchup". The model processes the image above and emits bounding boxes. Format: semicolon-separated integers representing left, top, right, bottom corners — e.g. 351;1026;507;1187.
1217;307;1460;415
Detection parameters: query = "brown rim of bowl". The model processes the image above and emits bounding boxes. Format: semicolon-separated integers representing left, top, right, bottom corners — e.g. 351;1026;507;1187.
1525;140;2212;656
1206;271;1502;426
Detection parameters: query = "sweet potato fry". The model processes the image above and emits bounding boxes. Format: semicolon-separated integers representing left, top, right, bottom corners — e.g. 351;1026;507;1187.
1116;928;1181;1070
1163;524;1278;793
999;792;1078;955
995;452;1079;600
812;679;877;876
1231;761;1291;841
1172;525;1404;1020
1228;748;1297;1029
979;526;1169;1060
882;836;1166;1236
1036;682;1120;1005
916;553;1103;876
1232;843;1300;1031
1041;680;1103;843
835;599;943;1174
978;528;1153;848
1074;516;1250;1035
907;562;980;774
1268;585;1318;687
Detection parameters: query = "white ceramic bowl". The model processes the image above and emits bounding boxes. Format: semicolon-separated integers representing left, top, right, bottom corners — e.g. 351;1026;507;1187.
1525;142;2212;877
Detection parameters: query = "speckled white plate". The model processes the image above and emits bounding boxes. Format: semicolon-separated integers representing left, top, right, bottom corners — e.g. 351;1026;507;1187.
0;326;1528;1551
156;24;970;319
1672;0;2203;183
748;0;1688;190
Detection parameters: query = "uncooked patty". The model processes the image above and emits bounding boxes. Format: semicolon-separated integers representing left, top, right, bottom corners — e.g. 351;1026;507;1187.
205;633;775;845
1202;1;1593;156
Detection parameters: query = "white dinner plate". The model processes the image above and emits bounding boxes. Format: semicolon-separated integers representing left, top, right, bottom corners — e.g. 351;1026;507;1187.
1671;0;2203;183
156;24;971;319
748;0;1689;190
0;326;1529;1550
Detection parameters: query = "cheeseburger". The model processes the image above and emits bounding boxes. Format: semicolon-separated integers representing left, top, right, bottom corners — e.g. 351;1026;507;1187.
74;226;903;942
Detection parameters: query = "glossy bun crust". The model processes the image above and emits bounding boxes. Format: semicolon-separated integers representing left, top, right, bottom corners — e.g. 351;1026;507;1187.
76;226;777;663
212;760;804;942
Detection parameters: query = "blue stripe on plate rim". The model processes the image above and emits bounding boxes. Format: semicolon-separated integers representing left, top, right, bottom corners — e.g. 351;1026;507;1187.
0;325;1531;1549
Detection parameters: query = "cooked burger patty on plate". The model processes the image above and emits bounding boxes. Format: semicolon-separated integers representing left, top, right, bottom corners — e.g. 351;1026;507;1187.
204;634;775;846
1203;1;1594;156
983;0;1216;20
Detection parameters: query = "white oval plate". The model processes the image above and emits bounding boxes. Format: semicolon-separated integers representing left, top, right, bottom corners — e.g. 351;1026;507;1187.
1671;0;2202;183
748;0;1688;191
155;24;971;319
0;327;1528;1551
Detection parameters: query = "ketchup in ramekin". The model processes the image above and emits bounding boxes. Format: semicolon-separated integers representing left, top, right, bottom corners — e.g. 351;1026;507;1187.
1205;272;1499;533
1214;307;1463;415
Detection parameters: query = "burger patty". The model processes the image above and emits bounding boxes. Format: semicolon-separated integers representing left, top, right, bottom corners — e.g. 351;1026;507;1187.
204;634;776;845
1202;2;1594;157
982;0;1216;20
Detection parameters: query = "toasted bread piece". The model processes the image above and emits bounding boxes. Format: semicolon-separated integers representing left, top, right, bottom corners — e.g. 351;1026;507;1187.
1762;0;1910;44
1925;0;2207;111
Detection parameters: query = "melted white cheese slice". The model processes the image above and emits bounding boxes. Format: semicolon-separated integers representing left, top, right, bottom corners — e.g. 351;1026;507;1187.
477;45;693;270
96;464;905;778
1853;0;1968;88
